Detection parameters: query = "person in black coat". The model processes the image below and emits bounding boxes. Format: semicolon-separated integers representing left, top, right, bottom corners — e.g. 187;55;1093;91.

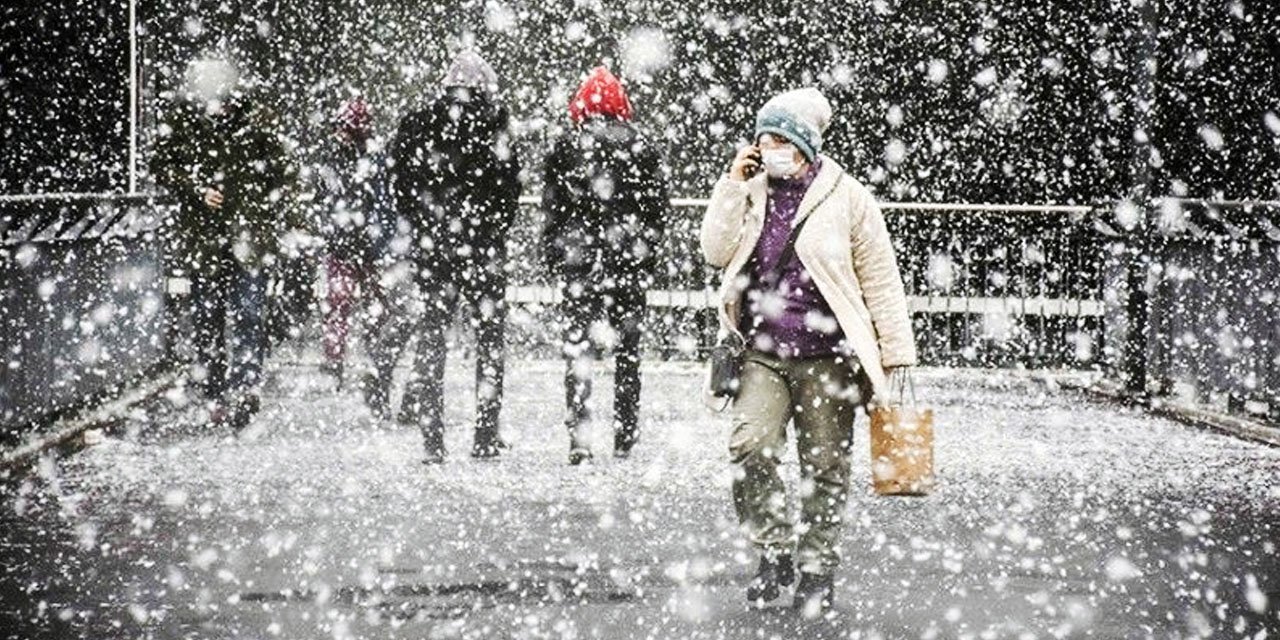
389;51;520;463
542;66;669;463
151;57;294;432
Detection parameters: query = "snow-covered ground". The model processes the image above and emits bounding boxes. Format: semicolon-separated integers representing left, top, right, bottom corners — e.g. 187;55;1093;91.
2;357;1278;639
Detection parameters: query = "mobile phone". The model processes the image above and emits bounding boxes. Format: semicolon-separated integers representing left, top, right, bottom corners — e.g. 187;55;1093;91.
743;148;762;177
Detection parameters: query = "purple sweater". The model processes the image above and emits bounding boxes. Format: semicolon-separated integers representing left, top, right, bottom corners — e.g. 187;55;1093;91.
742;160;849;358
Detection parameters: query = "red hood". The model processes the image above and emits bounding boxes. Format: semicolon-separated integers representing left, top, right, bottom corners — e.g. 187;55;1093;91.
568;66;633;124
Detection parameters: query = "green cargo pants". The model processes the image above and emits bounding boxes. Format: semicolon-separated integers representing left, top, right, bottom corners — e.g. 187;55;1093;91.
729;349;868;575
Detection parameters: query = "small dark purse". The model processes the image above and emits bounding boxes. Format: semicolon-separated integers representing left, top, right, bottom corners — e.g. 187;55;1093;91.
708;332;746;400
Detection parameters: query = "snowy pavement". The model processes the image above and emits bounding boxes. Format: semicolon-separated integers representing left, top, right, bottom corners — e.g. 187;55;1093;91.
2;358;1279;639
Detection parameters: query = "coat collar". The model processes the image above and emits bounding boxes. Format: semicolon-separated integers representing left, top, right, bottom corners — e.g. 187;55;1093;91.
793;154;845;226
745;154;845;227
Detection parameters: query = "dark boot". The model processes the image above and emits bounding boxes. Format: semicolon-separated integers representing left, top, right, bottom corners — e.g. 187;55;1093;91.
471;429;502;459
568;447;593;465
791;572;835;615
746;553;794;605
359;372;389;420
396;381;423;426
320;360;344;388
228;394;261;433
208;401;230;428
422;422;446;465
613;427;638;459
567;422;592;465
396;404;419;427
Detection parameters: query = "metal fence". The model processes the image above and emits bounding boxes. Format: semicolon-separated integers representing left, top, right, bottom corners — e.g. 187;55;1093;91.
501;196;1106;368
0;191;1116;432
0;194;170;434
1105;199;1280;423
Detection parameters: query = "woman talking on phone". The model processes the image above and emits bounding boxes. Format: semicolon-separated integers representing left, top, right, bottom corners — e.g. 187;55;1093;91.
699;88;917;612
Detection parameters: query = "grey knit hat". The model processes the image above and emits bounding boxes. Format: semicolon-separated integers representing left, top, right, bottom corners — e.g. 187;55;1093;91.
755;88;834;162
442;50;498;93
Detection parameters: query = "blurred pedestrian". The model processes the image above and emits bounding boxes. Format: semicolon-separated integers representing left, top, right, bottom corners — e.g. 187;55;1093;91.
389;50;521;463
699;88;916;611
151;56;295;431
542;66;669;464
313;97;394;387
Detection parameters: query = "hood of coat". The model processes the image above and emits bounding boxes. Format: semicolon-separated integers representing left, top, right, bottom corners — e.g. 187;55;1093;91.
568;66;633;124
436;86;510;148
443;50;499;94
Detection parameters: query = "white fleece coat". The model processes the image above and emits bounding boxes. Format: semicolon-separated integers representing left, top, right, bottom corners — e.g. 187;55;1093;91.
700;155;918;403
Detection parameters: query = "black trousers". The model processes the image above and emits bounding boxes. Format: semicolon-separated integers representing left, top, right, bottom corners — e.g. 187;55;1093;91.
188;256;266;401
561;285;644;448
377;271;506;451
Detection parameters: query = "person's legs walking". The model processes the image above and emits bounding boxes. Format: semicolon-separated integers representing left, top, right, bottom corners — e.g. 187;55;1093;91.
609;289;644;456
730;354;795;553
402;280;454;462
322;255;357;383
729;352;797;604
225;264;268;431
189;266;230;403
470;279;507;458
561;289;597;464
360;270;409;419
790;355;861;612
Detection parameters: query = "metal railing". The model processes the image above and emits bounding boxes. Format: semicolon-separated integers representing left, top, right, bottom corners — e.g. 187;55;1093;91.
6;190;1272;430
503;196;1105;367
0;192;167;246
0;190;1109;431
1106;198;1280;424
0;193;170;432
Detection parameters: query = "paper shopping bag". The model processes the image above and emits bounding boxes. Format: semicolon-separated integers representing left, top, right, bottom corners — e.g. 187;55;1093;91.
869;405;935;496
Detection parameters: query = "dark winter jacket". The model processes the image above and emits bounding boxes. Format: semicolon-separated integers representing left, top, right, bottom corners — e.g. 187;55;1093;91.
313;138;394;267
391;87;521;288
541;118;668;291
151;95;293;270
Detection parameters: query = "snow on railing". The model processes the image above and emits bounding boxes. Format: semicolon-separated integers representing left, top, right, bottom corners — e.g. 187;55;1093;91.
517;195;1093;214
0;192;167;245
502;286;1103;318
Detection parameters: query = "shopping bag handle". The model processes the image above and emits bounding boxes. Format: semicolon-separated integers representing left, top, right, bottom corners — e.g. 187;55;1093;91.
890;367;918;407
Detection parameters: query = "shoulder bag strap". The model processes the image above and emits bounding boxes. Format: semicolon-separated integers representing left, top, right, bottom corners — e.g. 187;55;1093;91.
765;173;845;283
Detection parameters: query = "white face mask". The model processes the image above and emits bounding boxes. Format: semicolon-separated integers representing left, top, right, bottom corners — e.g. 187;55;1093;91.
762;147;800;178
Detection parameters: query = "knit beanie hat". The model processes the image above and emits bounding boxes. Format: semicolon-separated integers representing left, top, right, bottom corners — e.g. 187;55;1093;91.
443;50;498;93
184;56;240;105
754;88;833;162
568;66;633;124
334;97;372;142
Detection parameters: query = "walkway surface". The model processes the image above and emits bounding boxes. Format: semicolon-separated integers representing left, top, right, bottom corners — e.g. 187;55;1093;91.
2;359;1278;639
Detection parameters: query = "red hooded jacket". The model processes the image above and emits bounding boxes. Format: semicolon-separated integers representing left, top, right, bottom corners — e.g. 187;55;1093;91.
568;66;633;124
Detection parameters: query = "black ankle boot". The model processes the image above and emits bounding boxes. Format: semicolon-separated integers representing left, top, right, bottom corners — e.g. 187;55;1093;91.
422;425;446;465
567;421;591;465
745;553;794;605
422;445;445;465
792;572;834;615
613;429;638;458
359;372;389;419
471;429;502;459
228;394;260;433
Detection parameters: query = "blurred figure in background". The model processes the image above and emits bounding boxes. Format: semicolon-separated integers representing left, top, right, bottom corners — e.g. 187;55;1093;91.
541;66;669;464
389;50;521;463
151;56;295;431
313;97;394;387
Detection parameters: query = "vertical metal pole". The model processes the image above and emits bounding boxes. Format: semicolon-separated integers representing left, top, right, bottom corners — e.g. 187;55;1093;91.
1123;0;1158;397
128;0;138;194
